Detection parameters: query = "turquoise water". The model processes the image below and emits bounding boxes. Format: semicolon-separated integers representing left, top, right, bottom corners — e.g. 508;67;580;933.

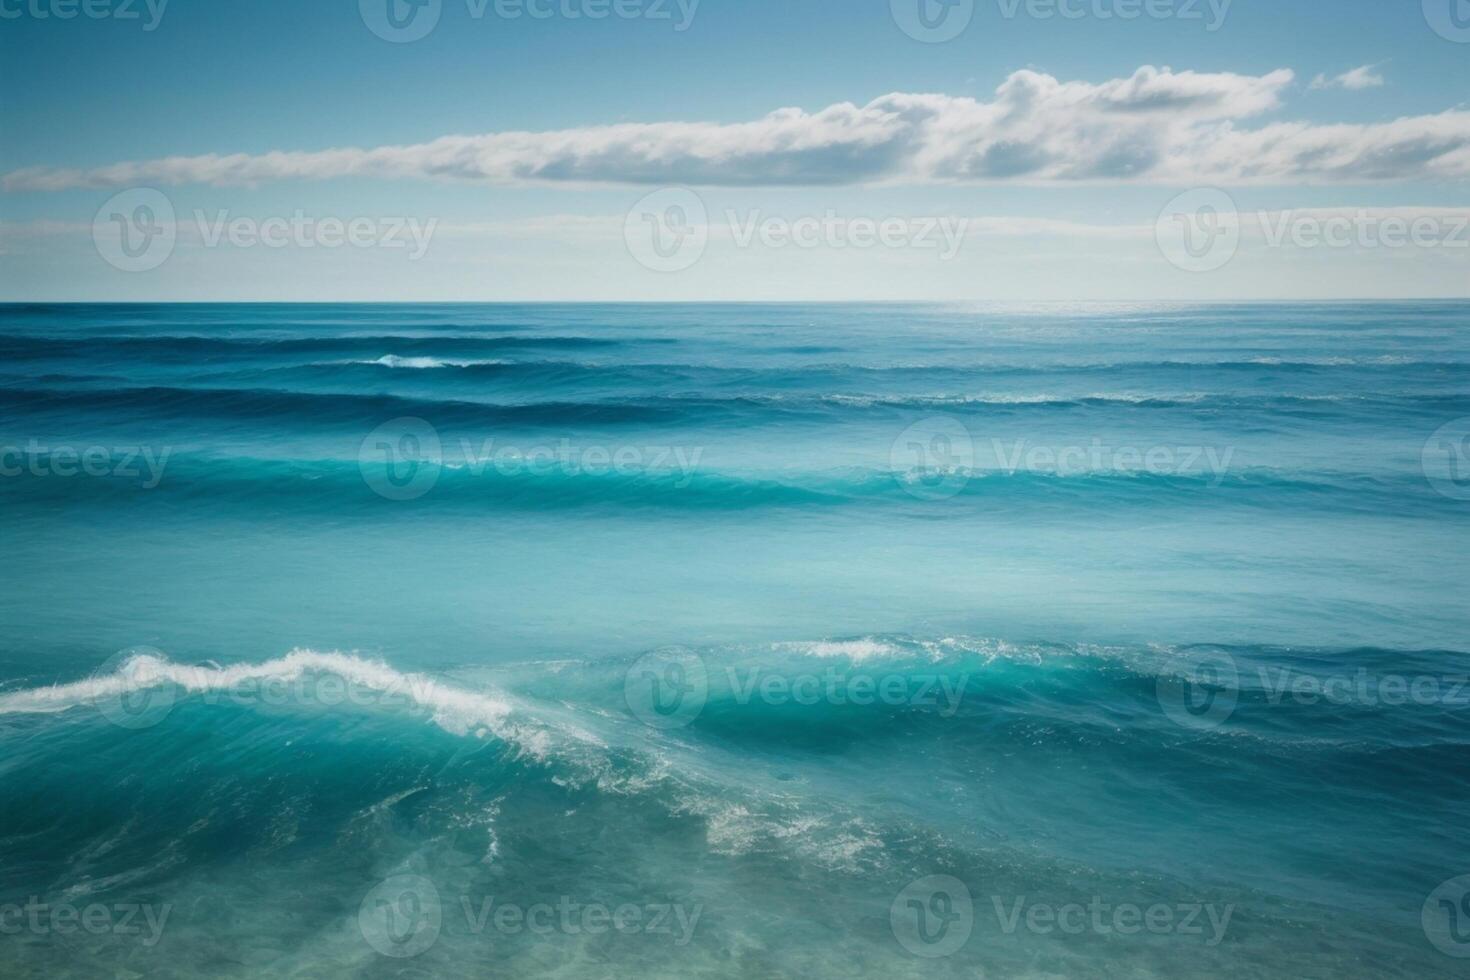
1;302;1468;977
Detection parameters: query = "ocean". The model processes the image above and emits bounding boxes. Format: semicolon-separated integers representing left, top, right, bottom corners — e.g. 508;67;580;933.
0;301;1467;977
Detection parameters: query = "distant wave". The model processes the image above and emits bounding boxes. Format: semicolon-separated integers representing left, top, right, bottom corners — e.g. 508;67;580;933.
351;355;512;369
3;452;1457;519
3;383;1464;430
4;332;1466;378
0;333;661;361
0;385;689;426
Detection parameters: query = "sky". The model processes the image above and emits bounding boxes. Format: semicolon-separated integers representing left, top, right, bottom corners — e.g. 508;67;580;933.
1;0;1469;301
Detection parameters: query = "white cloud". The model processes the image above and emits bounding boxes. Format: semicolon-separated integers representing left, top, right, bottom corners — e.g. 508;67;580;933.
1310;65;1386;92
6;65;1468;192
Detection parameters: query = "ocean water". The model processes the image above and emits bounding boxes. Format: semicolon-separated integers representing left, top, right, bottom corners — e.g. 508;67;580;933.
0;301;1468;978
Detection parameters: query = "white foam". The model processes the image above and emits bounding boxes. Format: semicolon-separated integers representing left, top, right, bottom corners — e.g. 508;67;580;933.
362;355;508;370
0;649;523;741
775;639;902;663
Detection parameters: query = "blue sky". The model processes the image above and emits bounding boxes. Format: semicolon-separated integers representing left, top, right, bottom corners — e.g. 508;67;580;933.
2;0;1469;300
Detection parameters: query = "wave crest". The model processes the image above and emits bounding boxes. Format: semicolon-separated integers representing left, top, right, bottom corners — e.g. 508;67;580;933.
0;649;549;747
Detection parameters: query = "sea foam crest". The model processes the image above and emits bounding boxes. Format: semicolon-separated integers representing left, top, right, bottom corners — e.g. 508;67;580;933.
361;355;509;369
0;649;531;743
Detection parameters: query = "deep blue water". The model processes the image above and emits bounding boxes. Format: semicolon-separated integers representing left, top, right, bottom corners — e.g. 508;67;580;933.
1;302;1468;977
